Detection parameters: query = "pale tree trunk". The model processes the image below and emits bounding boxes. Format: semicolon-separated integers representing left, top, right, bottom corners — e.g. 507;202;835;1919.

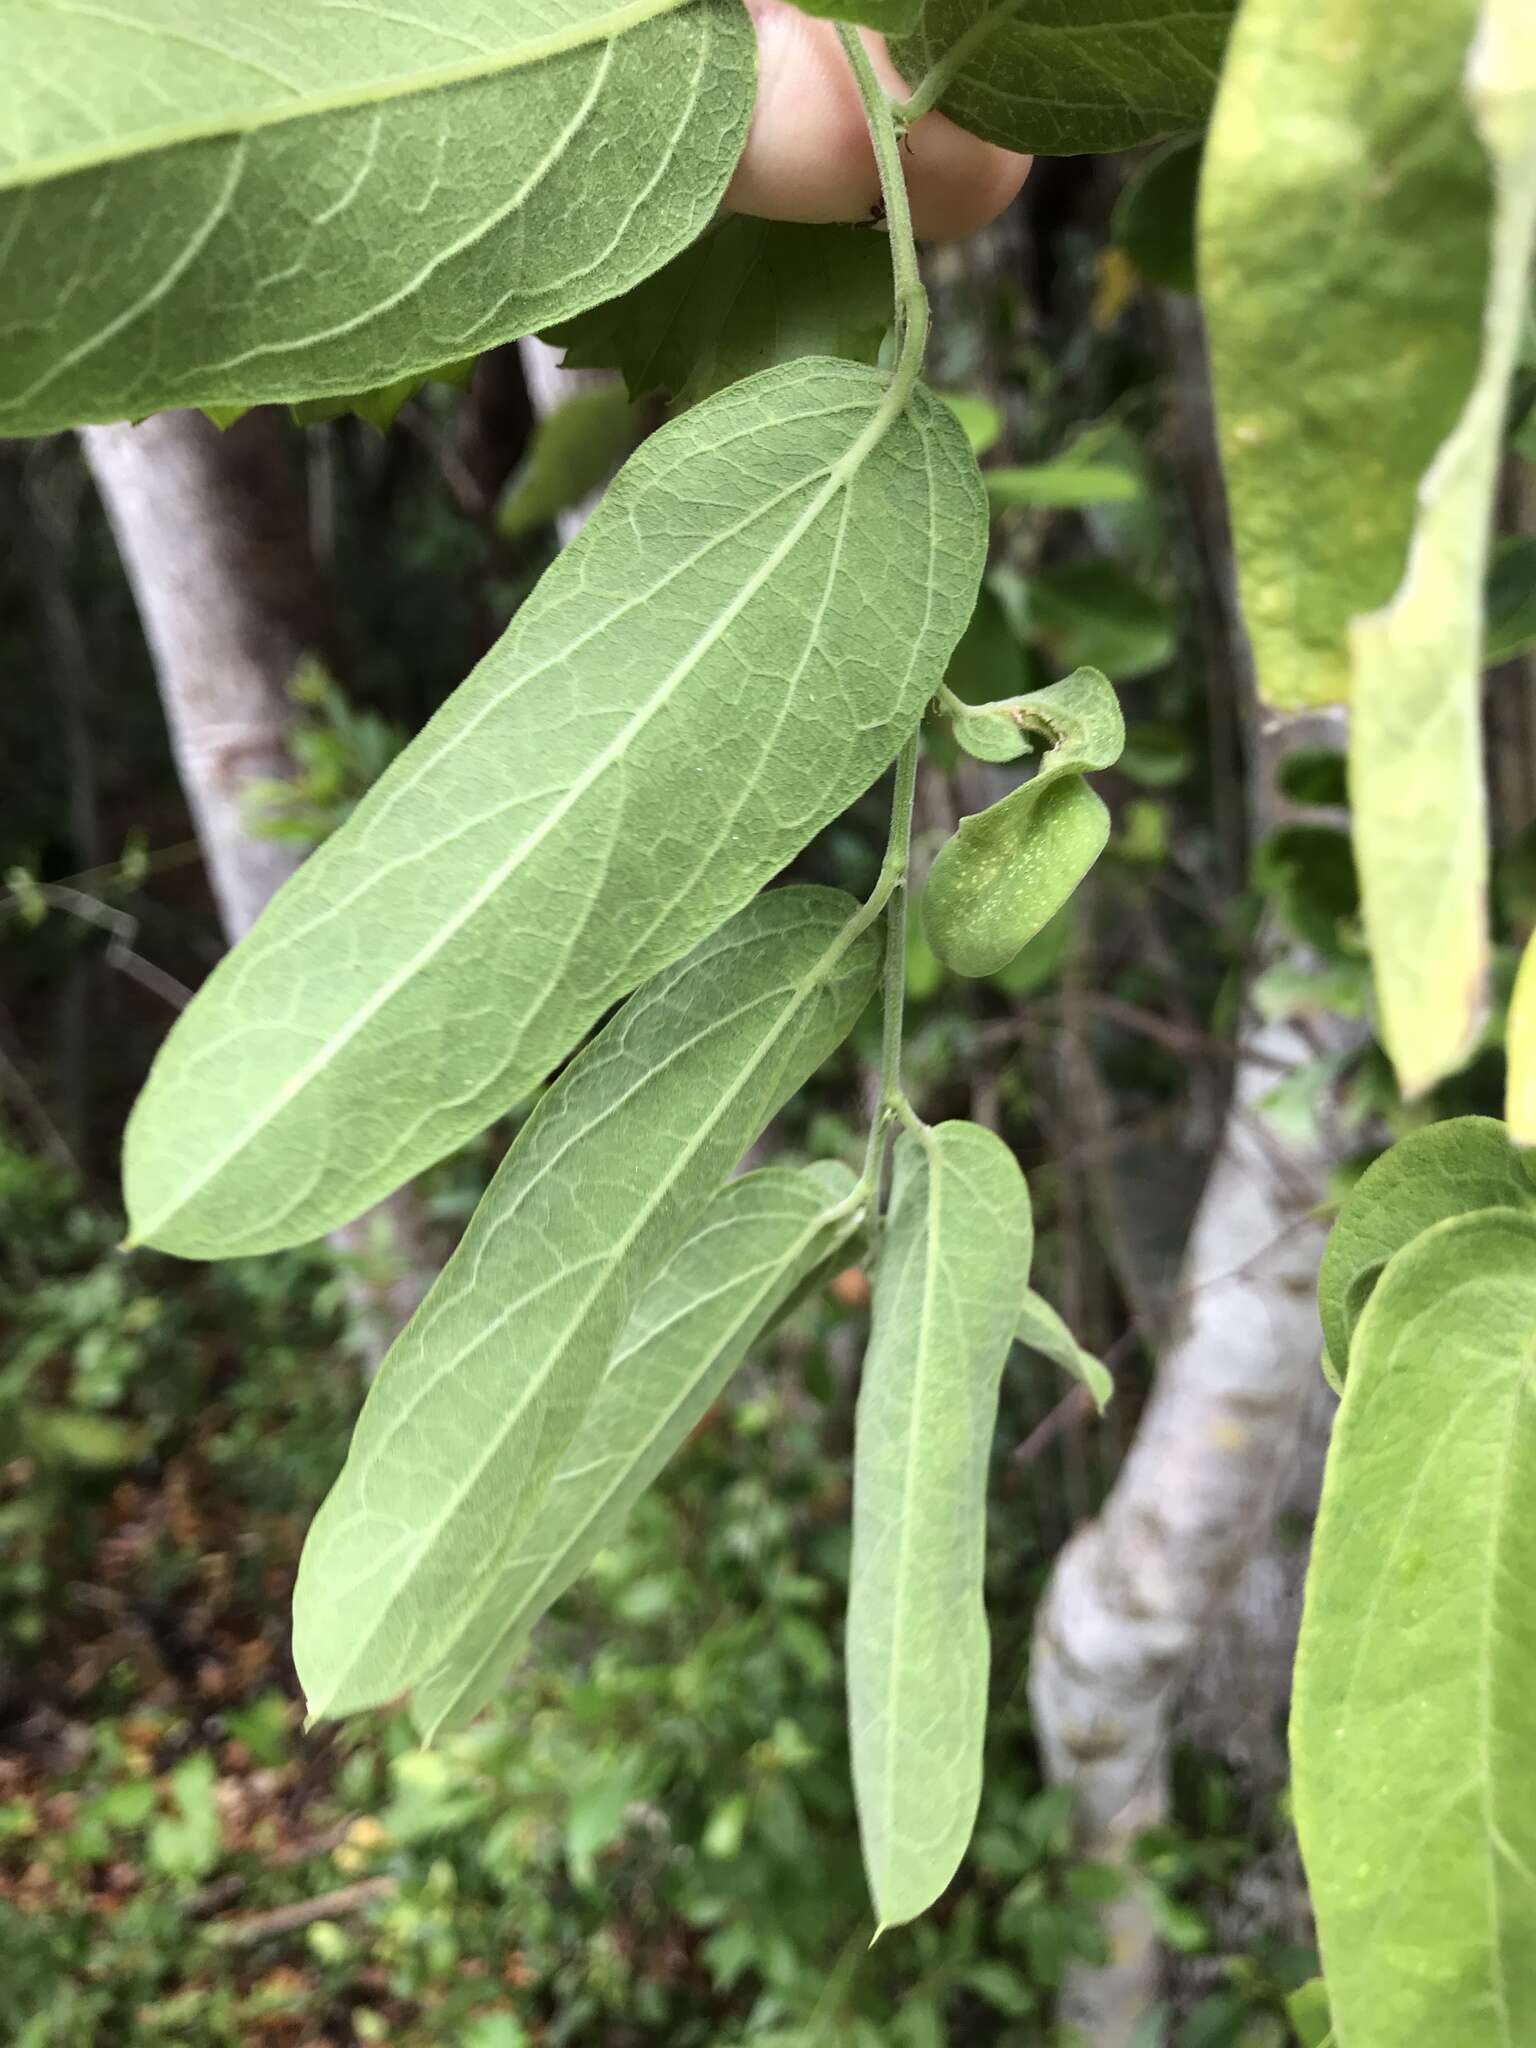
1027;294;1354;2044
1031;989;1346;2043
82;408;435;1367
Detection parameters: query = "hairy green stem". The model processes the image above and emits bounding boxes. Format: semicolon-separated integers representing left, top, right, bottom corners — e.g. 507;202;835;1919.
890;0;1023;129
835;25;929;402
859;732;921;1192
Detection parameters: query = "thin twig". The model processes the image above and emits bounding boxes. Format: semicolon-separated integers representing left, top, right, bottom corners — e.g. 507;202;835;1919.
209;1875;397;1945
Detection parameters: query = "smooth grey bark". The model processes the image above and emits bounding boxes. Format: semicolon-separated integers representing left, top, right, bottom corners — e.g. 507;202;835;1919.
82;407;433;1366
82;411;328;943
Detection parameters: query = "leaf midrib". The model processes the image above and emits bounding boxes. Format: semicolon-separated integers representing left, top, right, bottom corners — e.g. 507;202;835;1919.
0;0;693;191
312;903;872;1714
875;1133;946;1922
136;380;898;1248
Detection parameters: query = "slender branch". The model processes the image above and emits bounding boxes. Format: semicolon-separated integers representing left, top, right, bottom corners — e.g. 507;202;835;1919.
835;25;929;401
891;0;1023;129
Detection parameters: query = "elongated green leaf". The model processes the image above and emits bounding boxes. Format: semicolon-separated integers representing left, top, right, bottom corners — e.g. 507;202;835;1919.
1016;1291;1112;1412
891;0;1235;156
925;667;1122;975
124;360;986;1258
544;217;892;408
294;888;879;1723
496;384;641;540
1351;1;1536;1095
984;463;1143;510
0;0;754;435
1293;1208;1536;2048
416;1161;861;1736
849;1120;1033;1930
1317;1116;1535;1377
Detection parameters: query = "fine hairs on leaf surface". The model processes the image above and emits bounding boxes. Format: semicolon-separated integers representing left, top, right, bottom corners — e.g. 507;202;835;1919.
1293;1206;1536;2048
416;1160;860;1737
1316;1115;1536;1378
924;666;1124;976
124;358;985;1258
848;1121;1033;1931
0;0;756;435
294;889;879;1725
543;216;893;408
890;0;1237;154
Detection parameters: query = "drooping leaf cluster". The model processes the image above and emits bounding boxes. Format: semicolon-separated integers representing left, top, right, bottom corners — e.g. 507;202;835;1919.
6;0;1532;1986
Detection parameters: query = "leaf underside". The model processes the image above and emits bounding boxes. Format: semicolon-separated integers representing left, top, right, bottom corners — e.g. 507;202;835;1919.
416;1159;861;1735
1293;1207;1536;2048
925;666;1123;976
294;889;879;1724
124;359;986;1257
1016;1290;1113;1412
0;0;755;434
891;0;1236;157
848;1121;1033;1930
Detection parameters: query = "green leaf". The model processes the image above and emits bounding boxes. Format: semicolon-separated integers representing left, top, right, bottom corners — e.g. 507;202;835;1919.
414;1159;861;1735
944;584;1029;707
795;0;925;33
1015;1291;1113;1412
1253;825;1361;960
0;0;755;435
18;1409;152;1470
290;358;475;435
1113;136;1202;293
1485;533;1536;663
1349;2;1536;1095
941;394;1005;457
891;0;1236;155
1317;1117;1534;1377
1202;0;1493;712
293;887;879;1723
1276;748;1348;810
124;360;985;1257
1028;562;1174;680
543;217;892;407
1285;1980;1334;2048
1292;1207;1536;2048
849;1121;1033;1929
1509;932;1536;1141
925;667;1123;976
496;384;641;540
148;1756;222;1884
985;463;1144;510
